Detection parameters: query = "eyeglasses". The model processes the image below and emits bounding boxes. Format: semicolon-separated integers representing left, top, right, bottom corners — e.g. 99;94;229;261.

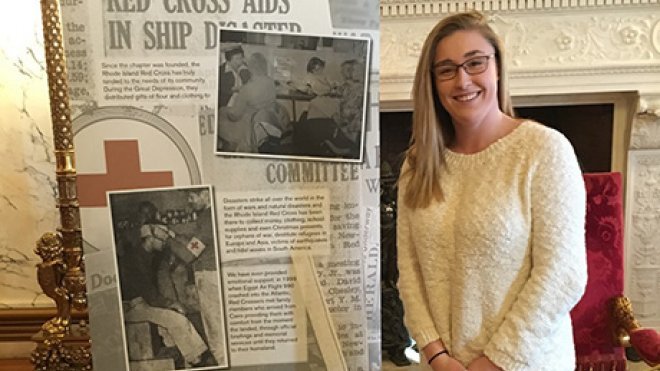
432;54;495;81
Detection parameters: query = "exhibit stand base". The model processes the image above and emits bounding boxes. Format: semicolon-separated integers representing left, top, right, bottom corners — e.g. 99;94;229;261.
31;323;92;371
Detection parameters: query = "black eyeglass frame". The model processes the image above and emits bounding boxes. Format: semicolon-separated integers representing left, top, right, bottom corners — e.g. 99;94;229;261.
431;54;496;81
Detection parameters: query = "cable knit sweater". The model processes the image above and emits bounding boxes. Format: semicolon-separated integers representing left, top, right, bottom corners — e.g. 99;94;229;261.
397;121;587;371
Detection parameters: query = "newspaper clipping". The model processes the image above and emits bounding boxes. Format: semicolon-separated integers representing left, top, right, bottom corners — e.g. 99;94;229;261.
61;0;380;370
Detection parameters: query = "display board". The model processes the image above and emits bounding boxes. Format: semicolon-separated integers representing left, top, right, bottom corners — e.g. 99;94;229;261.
59;0;380;370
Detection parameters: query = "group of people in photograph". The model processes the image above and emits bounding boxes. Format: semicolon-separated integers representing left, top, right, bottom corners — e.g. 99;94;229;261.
113;188;221;369
216;42;366;160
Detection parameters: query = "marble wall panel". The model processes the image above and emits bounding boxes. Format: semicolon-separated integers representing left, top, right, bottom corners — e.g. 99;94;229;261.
0;2;58;308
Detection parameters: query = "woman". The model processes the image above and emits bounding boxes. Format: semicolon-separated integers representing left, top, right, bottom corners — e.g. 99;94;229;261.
397;11;587;371
336;59;364;141
303;56;341;120
218;46;251;108
324;60;364;158
304;56;336;97
217;52;278;152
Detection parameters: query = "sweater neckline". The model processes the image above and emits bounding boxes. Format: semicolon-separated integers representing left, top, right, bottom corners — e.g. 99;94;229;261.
445;120;531;167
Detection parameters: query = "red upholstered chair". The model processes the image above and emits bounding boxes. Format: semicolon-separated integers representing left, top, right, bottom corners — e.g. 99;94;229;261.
570;172;627;371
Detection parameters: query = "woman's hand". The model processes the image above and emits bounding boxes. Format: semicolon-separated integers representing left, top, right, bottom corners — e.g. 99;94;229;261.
466;356;502;371
429;354;466;371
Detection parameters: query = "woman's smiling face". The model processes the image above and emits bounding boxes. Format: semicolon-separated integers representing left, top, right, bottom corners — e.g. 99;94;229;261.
433;30;500;128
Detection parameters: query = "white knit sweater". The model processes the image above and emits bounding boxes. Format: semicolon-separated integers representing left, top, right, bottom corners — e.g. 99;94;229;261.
397;121;587;371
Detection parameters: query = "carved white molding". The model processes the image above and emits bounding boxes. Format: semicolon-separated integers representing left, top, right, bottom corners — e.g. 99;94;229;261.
625;149;660;326
491;14;660;65
639;93;660;114
381;0;660;17
631;113;660;148
380;6;660;101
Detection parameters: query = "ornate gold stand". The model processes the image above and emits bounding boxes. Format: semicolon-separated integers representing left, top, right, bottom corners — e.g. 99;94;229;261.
31;0;92;369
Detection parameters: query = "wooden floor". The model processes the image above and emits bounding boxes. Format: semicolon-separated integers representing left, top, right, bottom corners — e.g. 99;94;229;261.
0;359;31;371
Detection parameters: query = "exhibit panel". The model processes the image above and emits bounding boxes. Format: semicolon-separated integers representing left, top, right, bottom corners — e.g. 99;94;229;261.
52;0;381;370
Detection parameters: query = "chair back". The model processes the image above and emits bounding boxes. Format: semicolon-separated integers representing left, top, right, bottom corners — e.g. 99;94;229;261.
571;172;626;371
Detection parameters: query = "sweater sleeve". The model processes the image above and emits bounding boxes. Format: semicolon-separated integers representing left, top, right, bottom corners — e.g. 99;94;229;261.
483;132;587;370
396;162;442;349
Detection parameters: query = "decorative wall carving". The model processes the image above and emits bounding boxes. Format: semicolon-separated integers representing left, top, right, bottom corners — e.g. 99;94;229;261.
382;14;660;74
631;113;660;149
380;23;425;79
381;0;660;16
490;14;659;66
625;149;660;326
628;103;660;330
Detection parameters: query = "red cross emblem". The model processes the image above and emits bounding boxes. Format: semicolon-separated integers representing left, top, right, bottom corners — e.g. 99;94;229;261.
77;140;174;207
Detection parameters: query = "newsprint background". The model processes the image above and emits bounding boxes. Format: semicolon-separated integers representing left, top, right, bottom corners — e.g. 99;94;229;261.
60;0;380;370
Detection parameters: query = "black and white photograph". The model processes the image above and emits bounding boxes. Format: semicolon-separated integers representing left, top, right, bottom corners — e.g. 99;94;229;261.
108;186;229;371
215;29;371;162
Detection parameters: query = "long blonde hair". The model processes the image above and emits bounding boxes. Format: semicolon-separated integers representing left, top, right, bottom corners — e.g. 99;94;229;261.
401;11;514;209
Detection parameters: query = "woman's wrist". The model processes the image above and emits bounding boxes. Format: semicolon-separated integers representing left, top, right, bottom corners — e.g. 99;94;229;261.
422;339;450;367
422;339;446;358
428;349;449;365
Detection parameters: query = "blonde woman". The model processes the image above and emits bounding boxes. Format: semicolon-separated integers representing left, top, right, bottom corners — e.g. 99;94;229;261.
397;11;587;371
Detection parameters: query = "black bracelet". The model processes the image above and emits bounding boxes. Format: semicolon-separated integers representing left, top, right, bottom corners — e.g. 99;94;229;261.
427;349;449;365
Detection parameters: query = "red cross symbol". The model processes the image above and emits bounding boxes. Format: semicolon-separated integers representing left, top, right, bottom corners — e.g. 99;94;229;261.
190;241;200;250
77;140;174;207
